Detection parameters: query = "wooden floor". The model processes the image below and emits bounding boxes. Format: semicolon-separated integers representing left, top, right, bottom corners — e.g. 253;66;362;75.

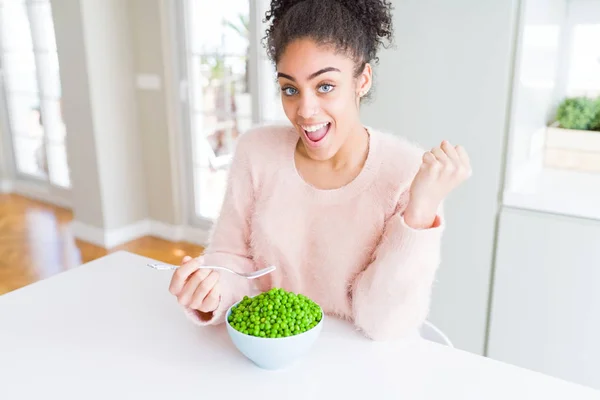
0;194;204;296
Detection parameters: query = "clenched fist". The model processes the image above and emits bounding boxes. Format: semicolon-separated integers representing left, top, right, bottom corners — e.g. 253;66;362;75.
405;140;471;229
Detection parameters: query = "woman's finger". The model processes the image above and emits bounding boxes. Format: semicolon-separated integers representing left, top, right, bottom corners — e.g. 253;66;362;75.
169;256;205;296
431;146;449;164
456;145;471;169
200;283;221;313
441;140;459;163
189;271;220;310
176;267;212;306
422;151;437;165
169;258;203;296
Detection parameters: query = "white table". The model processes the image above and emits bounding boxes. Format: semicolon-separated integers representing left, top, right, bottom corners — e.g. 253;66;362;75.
1;251;598;399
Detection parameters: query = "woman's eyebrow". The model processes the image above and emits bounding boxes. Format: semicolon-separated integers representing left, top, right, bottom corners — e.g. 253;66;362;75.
277;67;341;82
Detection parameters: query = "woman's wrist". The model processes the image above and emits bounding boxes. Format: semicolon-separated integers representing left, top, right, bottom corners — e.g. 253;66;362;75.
404;200;439;229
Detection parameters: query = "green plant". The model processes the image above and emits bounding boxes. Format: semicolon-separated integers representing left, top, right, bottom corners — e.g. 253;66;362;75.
555;97;597;130
591;98;600;131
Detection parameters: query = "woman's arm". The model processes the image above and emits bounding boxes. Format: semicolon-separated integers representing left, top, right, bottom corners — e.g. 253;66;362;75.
351;139;470;340
350;202;444;341
181;134;258;326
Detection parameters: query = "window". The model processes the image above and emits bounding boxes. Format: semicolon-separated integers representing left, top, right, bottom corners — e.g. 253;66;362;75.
185;0;252;220
502;0;600;221
0;0;70;189
565;24;600;98
179;0;287;223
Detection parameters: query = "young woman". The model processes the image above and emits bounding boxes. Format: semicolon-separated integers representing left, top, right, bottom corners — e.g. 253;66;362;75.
169;0;471;341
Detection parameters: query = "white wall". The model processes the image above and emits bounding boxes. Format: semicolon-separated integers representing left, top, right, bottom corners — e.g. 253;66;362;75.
80;0;148;231
128;0;182;226
51;0;105;227
488;207;600;390
52;0;149;234
568;0;600;26
361;0;520;354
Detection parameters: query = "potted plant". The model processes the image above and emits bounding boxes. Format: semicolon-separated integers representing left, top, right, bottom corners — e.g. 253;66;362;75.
544;96;600;173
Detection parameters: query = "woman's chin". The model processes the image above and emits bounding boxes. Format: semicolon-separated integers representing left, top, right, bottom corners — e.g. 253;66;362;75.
301;141;336;161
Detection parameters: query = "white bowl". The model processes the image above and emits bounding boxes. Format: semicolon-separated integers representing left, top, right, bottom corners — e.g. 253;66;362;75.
225;298;324;370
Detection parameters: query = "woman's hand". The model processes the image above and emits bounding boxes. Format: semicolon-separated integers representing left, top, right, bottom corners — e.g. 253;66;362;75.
405;140;471;229
169;256;221;316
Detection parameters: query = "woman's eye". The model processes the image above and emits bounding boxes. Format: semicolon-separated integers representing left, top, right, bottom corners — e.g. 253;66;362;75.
318;84;334;93
282;87;297;96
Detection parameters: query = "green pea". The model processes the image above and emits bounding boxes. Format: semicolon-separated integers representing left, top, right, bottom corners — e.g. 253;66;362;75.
229;288;322;338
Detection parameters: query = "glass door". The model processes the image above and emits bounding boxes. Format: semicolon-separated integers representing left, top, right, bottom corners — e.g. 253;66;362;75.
177;0;287;224
0;0;70;200
181;0;253;222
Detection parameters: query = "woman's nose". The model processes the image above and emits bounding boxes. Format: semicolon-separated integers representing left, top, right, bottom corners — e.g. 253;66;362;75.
297;94;320;119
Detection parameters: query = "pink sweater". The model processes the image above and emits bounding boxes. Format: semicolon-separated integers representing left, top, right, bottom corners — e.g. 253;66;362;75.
184;125;444;340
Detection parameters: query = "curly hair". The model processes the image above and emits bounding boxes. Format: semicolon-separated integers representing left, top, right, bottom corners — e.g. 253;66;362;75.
263;0;394;77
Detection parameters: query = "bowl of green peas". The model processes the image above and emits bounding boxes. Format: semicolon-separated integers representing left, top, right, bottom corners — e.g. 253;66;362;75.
225;287;324;370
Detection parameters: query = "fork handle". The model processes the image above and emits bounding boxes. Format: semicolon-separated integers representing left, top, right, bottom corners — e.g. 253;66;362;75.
196;265;237;274
148;263;232;274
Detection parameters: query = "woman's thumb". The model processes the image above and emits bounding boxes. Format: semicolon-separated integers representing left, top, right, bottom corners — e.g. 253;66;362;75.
182;256;192;263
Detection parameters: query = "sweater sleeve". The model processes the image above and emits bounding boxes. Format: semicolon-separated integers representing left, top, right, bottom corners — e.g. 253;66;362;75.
183;134;258;326
350;200;445;341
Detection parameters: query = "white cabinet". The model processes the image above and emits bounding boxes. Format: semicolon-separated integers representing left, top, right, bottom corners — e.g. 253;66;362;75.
488;207;600;390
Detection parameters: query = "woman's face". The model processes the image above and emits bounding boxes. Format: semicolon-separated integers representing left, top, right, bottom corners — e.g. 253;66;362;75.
276;38;371;161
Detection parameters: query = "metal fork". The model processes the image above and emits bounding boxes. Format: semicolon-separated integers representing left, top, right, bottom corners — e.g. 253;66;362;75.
146;262;276;280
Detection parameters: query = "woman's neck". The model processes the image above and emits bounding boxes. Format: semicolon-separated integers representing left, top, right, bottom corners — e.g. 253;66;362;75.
329;124;370;171
294;123;371;191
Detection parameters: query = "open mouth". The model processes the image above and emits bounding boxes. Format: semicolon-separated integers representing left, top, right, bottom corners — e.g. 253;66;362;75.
301;122;331;145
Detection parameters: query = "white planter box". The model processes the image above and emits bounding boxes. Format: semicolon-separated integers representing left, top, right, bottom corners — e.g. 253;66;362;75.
544;123;600;173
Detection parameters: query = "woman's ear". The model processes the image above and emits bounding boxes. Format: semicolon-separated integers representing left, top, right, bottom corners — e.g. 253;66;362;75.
357;62;373;98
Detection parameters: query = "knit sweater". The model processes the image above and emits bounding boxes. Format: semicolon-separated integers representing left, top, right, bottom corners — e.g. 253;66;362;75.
184;124;444;341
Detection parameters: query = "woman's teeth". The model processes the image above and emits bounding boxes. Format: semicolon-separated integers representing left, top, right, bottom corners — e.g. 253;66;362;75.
301;122;330;143
301;122;329;132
